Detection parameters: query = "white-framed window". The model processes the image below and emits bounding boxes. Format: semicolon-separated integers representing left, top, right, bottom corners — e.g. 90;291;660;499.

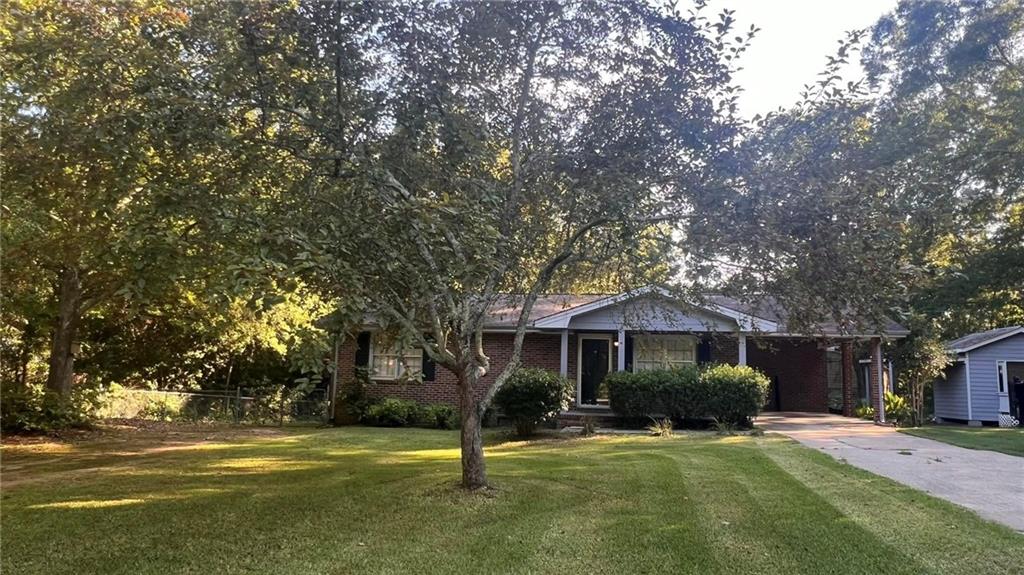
997;361;1007;394
370;334;423;380
633;334;697;371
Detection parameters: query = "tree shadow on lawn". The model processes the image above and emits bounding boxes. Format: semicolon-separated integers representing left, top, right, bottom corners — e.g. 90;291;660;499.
5;427;1023;575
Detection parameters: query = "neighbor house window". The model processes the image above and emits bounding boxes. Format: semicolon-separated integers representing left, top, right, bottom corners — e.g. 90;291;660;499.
371;334;422;380
633;335;697;371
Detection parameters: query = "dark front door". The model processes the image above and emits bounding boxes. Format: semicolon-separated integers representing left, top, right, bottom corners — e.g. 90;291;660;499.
1009;362;1024;422
580;338;609;405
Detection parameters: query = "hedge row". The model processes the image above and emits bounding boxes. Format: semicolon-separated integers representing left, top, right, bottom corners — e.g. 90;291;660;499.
605;364;770;427
361;398;459;430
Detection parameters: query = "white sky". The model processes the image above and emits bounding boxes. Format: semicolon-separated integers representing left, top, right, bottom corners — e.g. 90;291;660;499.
705;0;899;118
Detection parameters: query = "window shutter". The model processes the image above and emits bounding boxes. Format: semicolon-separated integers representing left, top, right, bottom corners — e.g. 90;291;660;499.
354;332;371;373
421;349;436;381
697;337;712;364
624;335;634;372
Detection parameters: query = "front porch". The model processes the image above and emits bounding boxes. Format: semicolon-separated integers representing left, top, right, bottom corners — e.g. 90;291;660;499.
532;289;898;421
549;330;885;418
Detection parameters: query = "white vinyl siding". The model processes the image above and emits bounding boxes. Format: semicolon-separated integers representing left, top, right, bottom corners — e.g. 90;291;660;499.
633;335;696;371
370;335;422;380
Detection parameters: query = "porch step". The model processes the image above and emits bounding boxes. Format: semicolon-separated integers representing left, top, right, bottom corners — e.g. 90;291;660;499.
557;408;622;429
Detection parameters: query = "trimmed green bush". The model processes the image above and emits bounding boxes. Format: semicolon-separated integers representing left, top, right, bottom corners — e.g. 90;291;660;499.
607;366;702;422
701;364;770;427
659;365;704;420
605;369;663;419
606;363;770;428
493;368;573;437
363;398;422;427
421;403;458;429
359;400;458;429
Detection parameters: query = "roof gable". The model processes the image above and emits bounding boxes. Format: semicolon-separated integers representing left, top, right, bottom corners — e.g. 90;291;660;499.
531;287;778;332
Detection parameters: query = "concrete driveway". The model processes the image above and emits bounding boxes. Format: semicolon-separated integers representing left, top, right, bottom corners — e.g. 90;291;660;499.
757;412;1024;532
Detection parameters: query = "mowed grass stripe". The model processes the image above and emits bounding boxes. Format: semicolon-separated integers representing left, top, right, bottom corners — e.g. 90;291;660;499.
3;427;1022;575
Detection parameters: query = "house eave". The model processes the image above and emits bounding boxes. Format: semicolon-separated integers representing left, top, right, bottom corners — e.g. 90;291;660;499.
531;286;779;332
945;327;1024;354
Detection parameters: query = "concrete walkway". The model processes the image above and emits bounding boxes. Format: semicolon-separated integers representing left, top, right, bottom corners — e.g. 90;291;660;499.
758;412;1024;532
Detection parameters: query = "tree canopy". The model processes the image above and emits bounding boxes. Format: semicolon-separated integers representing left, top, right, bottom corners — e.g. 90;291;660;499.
224;0;752;488
1;0;1021;488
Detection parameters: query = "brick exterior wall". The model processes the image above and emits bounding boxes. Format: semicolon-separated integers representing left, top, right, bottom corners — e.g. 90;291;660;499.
868;338;883;421
336;332;577;407
841;342;855;417
335;331;832;414
747;338;828;412
709;335;739;364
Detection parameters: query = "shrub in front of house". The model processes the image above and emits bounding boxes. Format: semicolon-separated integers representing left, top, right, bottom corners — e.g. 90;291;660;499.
606;364;769;428
363;398;422;427
607;366;703;422
605;369;667;420
493;368;573;437
359;399;459;429
854;402;875;420
883;392;914;427
421;403;458;430
701;364;771;427
658;365;705;420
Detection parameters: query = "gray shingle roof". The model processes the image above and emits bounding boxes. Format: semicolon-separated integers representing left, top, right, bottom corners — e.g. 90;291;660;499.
483;294;614;327
705;295;910;336
326;291;909;337
945;326;1024;353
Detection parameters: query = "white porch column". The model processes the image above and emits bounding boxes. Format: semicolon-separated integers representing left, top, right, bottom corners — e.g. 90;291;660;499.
617;328;626;372
559;329;569;378
738;334;747;366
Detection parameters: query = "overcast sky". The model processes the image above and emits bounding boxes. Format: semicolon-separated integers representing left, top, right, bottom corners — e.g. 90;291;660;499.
705;0;900;118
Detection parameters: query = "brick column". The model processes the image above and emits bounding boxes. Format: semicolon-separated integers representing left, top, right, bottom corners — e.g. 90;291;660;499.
841;341;855;417
868;338;885;422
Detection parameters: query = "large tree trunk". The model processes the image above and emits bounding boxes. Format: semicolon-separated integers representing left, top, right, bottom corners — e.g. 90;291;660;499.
458;370;488;490
45;266;82;396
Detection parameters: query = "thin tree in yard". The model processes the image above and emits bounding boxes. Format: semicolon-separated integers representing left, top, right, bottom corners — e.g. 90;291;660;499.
232;2;749;488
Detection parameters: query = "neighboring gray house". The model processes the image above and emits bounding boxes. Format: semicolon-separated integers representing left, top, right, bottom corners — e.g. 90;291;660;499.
935;326;1024;426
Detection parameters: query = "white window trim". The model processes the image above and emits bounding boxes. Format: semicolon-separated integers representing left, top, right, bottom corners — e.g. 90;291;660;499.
996;360;1008;396
965;352;973;421
631;334;698;372
576;333;613;408
368;335;423;381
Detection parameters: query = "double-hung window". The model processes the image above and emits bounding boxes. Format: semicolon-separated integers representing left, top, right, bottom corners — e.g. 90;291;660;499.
371;334;423;380
633;334;697;371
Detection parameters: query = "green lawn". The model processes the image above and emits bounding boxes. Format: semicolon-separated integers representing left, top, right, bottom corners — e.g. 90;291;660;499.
901;425;1024;457
3;425;1021;575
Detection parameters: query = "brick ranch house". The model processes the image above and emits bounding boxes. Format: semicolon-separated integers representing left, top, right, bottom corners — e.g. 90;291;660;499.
329;288;909;423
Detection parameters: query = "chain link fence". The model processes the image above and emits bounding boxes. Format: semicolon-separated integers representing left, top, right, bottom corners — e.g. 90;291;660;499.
99;386;330;426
